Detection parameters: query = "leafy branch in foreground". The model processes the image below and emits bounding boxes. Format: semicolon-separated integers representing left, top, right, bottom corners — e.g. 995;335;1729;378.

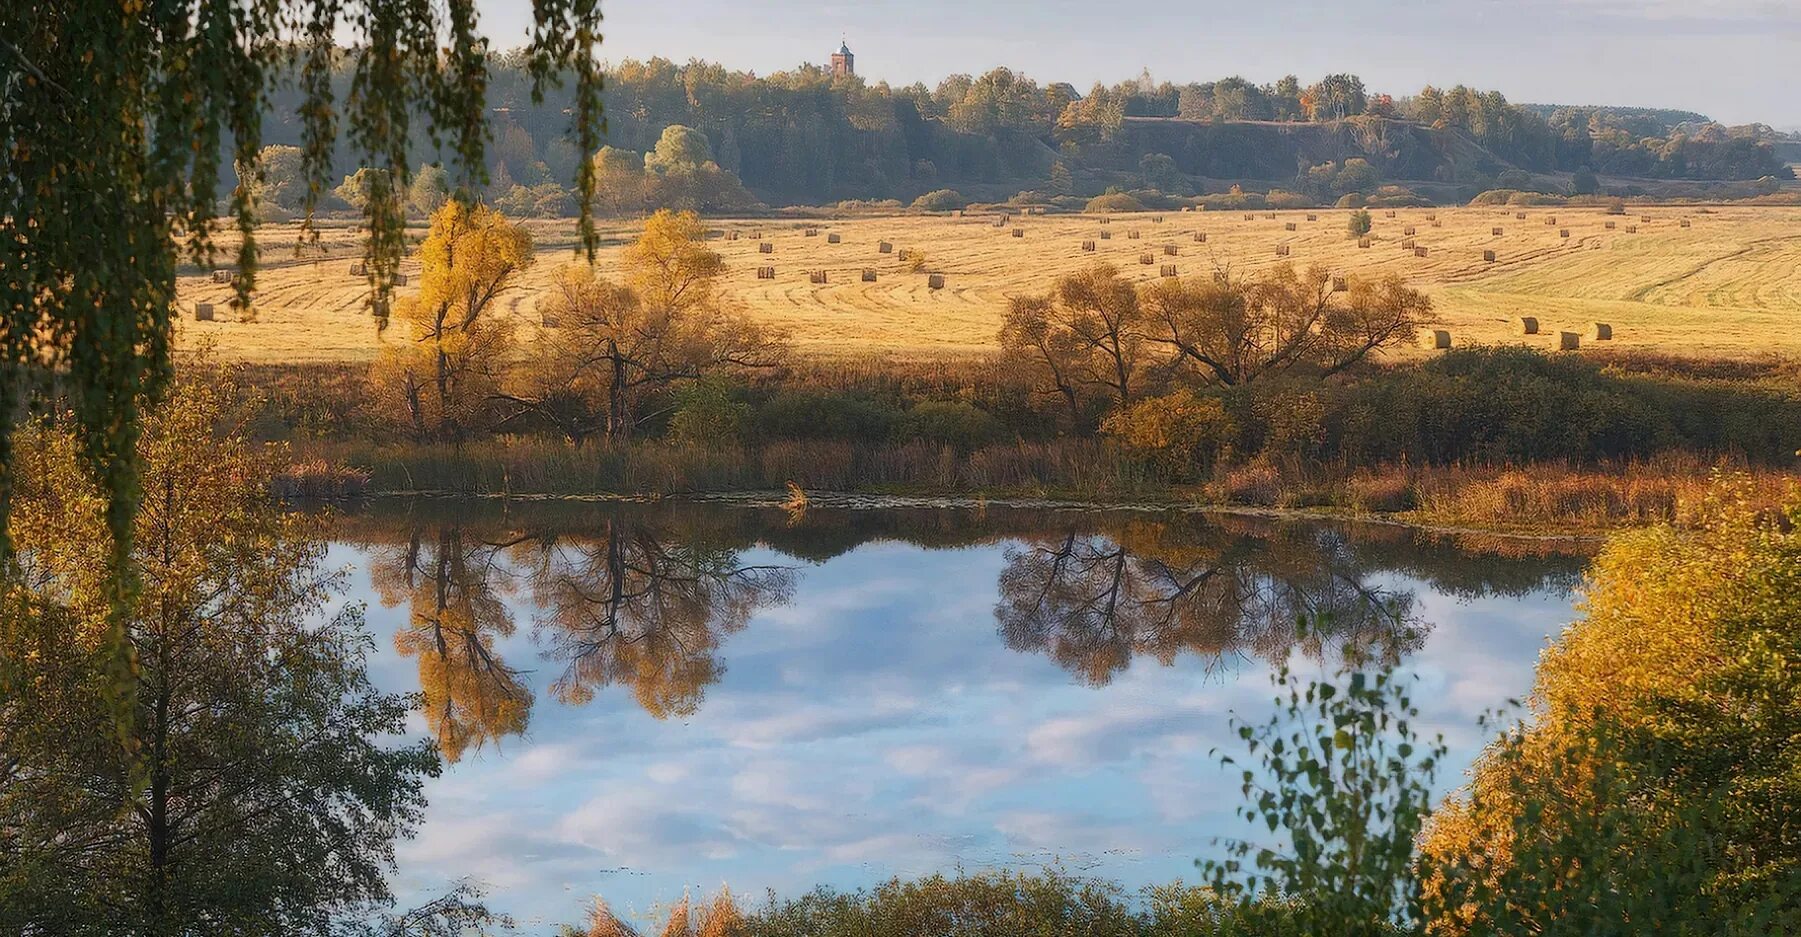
1;0;604;738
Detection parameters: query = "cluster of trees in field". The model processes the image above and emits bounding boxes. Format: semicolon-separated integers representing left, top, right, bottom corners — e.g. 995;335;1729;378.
245;55;1794;217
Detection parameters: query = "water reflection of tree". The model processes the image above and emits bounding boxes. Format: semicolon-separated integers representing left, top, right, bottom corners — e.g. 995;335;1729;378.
995;518;1423;686
512;518;796;718
369;526;532;762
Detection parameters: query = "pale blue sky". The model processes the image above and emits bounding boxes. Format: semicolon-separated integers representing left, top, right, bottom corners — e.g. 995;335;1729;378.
475;0;1801;128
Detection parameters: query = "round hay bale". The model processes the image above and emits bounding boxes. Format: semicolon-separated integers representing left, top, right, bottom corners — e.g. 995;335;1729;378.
1159;264;1177;277
1138;253;1154;265
1484;250;1497;262
1590;322;1613;341
759;242;774;254
808;270;827;284
1423;329;1451;350
878;241;893;253
927;274;946;290
1284;222;1297;231
1011;228;1024;238
1331;276;1347;292
827;233;842;243
1559;331;1581;351
1194;232;1207;242
756;266;776;280
1163;244;1178;256
1274;244;1290;257
1082;240;1096;252
861;269;877;282
1514;315;1539;335
194;302;214;322
349;263;366;276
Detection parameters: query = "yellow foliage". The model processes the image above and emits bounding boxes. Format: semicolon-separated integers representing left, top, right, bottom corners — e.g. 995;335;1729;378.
1100;388;1233;475
697;886;744;937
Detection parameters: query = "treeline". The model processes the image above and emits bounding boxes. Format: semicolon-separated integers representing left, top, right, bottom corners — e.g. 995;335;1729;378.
248;54;1793;214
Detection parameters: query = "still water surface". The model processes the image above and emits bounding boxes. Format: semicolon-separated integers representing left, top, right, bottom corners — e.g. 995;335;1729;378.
326;499;1590;928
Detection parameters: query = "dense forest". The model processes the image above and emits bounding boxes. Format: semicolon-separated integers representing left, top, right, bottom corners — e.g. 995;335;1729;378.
253;54;1796;213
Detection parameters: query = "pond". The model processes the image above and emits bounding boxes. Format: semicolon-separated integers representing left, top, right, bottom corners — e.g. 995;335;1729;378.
325;498;1592;929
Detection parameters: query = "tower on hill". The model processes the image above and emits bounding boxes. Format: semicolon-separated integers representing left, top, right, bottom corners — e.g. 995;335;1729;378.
831;39;854;79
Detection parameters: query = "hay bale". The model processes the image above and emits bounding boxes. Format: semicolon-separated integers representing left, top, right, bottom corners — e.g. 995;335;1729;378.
1082;240;1096;252
1514;315;1539;335
827;233;842;243
726;231;739;241
1163;244;1179;256
1492;227;1504;236
1403;225;1416;235
878;241;893;253
1484;250;1497;262
1284;222;1297;231
1127;230;1141;239
1159;264;1178;277
928;274;946;290
1358;237;1372;248
804;227;819;237
1331;276;1347;292
1625;225;1638;234
1590;322;1613;341
1604;221;1616;230
1011;227;1024;238
1559;229;1571;238
1306;213;1318;221
1194;232;1208;243
1275;244;1291;257
759;242;774;254
1559;331;1581;351
1426;213;1437;220
1385;211;1397;218
1242;213;1255;221
1400;238;1415;249
1641;215;1652;222
1546;216;1557;225
1099;230;1112;240
393;273;409;286
1100;216;1111;225
349;263;366;276
1152;215;1164;223
1515;211;1527;220
1264;212;1277;220
756;266;776;280
1138;253;1154;265
1680;219;1691;228
1414;246;1429;258
861;268;877;282
808;270;827;284
1424;329;1451;350
194;302;214;322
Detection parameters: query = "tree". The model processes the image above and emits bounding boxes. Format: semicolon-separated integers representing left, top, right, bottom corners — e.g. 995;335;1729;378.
1570;167;1600;195
371;202;534;443
590;145;648;215
1421;485;1801;923
1347;209;1373;237
1304;74;1368;121
408;164;452;216
1139;151;1180;191
0;366;439;933
336;167;398;213
368;524;532;764
1;2;605;645
499;210;785;443
998;264;1146;421
238;144;309;212
1139;265;1432;385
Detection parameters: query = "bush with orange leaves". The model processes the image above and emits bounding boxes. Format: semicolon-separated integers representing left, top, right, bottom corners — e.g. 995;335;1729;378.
1419;479;1801;931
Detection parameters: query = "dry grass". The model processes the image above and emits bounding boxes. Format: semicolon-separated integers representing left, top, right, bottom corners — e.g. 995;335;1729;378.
178;205;1801;364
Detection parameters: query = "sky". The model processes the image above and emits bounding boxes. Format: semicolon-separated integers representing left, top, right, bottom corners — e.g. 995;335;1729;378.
473;0;1801;129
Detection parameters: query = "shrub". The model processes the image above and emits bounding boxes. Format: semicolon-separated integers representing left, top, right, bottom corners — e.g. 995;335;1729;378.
1084;191;1147;213
668;377;750;445
1346;208;1372;236
1101;389;1234;479
910;188;968;211
754;389;899;442
897;400;1002;451
1264;188;1313;209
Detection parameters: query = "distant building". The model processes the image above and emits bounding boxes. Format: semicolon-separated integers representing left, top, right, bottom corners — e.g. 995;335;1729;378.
830;40;854;79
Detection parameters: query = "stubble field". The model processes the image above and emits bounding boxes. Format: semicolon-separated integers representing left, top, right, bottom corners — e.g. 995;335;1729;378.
176;205;1801;364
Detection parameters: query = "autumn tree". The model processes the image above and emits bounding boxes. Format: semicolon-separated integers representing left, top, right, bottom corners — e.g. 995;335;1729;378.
372;201;534;443
367;523;532;763
998;263;1147;425
515;512;794;718
1140;264;1431;386
499;209;785;443
1;3;604;671
0;366;439;932
995;519;1420;686
408;164;453;216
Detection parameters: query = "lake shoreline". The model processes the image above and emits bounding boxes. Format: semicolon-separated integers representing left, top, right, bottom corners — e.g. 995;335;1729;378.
315;484;1610;546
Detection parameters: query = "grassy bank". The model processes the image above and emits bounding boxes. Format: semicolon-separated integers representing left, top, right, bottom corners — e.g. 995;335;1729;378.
283;438;1792;534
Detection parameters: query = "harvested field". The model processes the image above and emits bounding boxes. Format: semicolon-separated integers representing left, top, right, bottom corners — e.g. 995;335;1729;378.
178;206;1801;363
